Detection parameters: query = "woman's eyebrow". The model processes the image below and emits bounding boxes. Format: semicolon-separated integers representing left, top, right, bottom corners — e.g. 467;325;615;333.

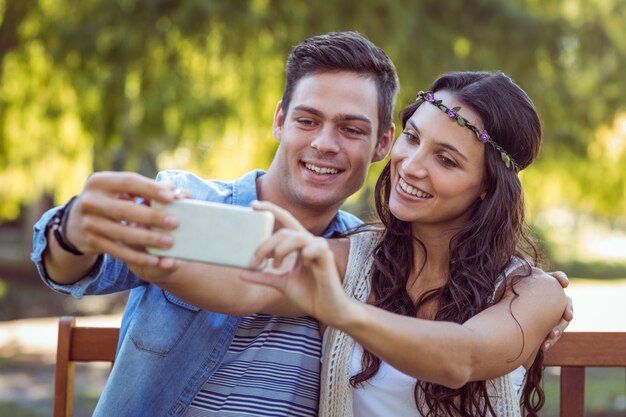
408;120;468;161
436;141;468;161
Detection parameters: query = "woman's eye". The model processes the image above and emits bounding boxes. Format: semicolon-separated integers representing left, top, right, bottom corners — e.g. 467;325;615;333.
403;131;419;143
438;154;458;168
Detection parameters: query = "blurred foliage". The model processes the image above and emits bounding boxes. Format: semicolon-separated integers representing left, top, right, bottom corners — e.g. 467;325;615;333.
1;0;625;226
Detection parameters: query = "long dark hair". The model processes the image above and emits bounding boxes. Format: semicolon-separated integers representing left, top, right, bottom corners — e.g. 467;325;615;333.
350;72;544;416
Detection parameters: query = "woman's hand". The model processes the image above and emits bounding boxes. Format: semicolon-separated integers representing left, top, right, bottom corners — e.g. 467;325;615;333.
240;201;350;325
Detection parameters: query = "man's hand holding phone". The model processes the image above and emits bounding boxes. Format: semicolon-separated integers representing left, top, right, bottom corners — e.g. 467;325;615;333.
146;199;275;270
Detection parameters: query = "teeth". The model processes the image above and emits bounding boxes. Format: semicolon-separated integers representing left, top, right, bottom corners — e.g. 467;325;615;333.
399;178;432;198
305;163;339;175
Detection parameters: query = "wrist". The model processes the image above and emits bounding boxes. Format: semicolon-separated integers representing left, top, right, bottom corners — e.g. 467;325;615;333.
329;297;368;332
47;196;84;256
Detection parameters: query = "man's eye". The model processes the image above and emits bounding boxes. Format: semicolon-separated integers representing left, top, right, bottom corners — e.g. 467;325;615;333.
344;127;363;135
297;119;315;127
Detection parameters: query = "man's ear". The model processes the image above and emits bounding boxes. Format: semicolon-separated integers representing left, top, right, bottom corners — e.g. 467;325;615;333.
273;101;285;141
371;123;395;162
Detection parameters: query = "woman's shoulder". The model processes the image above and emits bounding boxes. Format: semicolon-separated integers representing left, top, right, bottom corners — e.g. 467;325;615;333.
349;226;384;243
528;267;567;295
503;264;567;308
496;260;565;304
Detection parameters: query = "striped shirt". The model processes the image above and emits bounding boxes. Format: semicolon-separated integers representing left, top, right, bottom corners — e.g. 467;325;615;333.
183;314;321;417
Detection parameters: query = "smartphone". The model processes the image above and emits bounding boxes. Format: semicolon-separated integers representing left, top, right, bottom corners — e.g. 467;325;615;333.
147;199;275;269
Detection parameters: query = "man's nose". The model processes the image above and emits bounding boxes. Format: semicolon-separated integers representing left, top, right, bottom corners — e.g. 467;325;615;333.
310;128;340;153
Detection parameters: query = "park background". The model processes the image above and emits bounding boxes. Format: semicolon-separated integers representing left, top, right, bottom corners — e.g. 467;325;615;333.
0;0;625;416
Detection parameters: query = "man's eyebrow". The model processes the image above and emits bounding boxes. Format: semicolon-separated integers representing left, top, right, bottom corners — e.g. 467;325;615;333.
334;113;372;126
292;105;324;118
408;120;469;162
293;105;372;126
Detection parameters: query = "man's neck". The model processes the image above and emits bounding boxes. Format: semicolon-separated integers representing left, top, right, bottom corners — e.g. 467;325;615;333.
256;174;341;236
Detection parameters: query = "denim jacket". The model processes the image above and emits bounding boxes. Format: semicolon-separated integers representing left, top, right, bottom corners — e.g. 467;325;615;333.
31;169;361;417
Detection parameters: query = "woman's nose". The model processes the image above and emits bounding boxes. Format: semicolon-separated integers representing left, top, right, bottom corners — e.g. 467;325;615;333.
402;149;429;178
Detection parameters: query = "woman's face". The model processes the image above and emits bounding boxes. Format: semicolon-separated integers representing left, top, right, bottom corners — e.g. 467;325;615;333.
389;90;487;232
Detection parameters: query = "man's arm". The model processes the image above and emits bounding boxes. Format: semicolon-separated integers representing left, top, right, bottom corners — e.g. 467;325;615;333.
541;270;574;351
129;256;303;317
43;172;179;284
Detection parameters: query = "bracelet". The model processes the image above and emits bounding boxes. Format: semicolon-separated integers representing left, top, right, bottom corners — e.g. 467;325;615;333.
47;196;84;256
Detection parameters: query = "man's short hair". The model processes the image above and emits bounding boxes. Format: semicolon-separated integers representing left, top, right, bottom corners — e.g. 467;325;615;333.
281;31;399;140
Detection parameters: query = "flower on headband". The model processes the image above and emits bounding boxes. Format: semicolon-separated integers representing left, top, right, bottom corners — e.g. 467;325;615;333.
414;90;520;171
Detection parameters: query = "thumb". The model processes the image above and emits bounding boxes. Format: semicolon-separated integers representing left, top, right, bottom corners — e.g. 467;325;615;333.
240;270;287;291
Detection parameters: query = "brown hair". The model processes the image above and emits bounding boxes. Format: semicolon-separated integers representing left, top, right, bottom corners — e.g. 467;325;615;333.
351;72;544;416
280;31;399;140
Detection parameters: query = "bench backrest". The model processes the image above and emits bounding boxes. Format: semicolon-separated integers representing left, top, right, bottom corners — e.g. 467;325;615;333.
55;317;625;417
543;331;626;417
54;316;119;417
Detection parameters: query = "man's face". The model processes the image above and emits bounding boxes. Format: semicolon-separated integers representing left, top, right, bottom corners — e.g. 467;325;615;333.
271;72;392;212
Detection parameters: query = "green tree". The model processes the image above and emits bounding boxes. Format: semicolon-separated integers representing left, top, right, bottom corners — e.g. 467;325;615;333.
1;0;625;223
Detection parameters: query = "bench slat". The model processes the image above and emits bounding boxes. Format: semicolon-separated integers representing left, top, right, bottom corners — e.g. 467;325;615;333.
69;327;119;362
560;367;585;416
544;332;626;367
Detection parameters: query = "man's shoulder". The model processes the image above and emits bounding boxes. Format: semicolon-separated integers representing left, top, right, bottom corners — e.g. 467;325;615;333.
333;209;363;233
155;169;262;204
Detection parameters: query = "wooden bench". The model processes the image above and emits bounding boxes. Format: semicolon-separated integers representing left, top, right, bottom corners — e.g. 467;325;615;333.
543;331;626;417
54;316;119;417
54;317;626;417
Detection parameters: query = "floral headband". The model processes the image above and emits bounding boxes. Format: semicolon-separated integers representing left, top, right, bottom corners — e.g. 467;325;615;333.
415;91;519;171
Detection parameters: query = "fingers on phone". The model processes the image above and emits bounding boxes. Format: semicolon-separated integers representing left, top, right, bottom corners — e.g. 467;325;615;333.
253;229;308;269
87;217;174;249
251;201;304;231
99;198;179;230
86;172;176;202
89;233;161;267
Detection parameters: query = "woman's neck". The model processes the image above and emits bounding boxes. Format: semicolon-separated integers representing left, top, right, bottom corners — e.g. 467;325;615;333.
410;223;458;273
406;223;458;310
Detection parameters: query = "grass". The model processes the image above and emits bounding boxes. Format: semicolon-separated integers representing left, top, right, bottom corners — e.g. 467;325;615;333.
0;403;43;417
542;367;626;416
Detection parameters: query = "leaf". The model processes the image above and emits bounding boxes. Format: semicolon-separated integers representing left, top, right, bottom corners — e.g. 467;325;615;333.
501;153;511;168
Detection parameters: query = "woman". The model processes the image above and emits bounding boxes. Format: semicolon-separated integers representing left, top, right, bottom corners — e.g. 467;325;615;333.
242;71;567;417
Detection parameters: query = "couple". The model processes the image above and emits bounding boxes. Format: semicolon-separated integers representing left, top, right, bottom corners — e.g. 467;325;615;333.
33;31;569;416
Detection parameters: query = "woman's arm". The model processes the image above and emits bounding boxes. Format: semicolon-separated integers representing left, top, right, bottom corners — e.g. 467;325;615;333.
334;270;566;388
242;202;567;388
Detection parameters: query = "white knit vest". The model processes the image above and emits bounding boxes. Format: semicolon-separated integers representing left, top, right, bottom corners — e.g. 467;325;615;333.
319;231;523;417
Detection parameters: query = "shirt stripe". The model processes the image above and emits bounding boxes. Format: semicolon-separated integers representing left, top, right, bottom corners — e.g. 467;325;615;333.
184;314;321;417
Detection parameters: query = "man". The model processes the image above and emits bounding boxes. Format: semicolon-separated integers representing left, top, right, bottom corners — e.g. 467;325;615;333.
32;32;570;417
